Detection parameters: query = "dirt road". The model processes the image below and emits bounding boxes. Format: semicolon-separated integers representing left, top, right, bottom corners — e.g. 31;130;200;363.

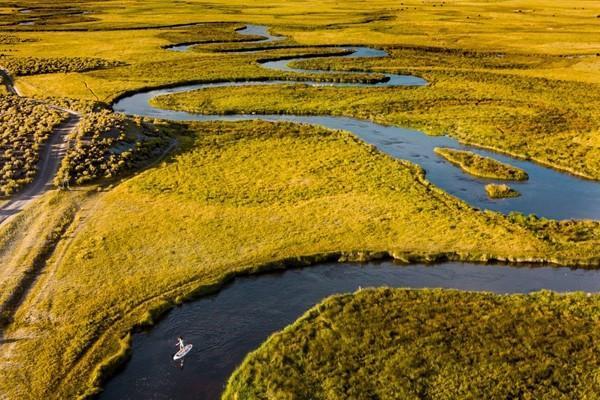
0;112;80;225
0;68;81;226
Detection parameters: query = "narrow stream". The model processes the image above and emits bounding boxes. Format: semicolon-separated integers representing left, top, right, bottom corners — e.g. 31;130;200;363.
168;25;285;52
113;25;600;220
99;261;600;400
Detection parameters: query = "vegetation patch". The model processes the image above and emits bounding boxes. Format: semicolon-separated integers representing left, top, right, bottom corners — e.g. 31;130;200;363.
0;94;66;196
0;34;35;44
157;23;262;48
285;52;600;178
55;109;171;186
0;56;124;76
0;190;82;327
485;183;520;198
509;213;600;244
225;288;600;400
434;147;528;180
0;2;93;28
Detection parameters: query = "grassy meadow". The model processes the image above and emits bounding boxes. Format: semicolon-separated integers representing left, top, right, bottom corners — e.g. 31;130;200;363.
0;190;86;325
0;0;596;176
224;288;600;399
1;121;598;398
0;0;598;399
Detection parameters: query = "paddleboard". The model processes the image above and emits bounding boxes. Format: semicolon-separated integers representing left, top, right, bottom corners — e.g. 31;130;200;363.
173;344;193;360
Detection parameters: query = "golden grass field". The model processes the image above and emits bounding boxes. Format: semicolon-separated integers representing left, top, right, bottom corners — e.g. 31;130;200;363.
224;288;600;399
0;0;598;398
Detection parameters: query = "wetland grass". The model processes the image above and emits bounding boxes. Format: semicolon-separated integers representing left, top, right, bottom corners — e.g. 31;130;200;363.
1;121;598;398
3;1;598;177
224;288;600;399
434;147;528;181
0;1;598;398
486;183;521;199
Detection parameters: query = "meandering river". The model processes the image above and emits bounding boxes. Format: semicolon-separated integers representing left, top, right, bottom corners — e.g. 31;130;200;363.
104;25;600;399
99;261;600;399
114;25;600;220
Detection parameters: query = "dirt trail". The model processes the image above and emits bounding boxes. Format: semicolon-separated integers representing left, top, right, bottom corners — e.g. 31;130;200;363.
0;113;80;225
0;68;81;226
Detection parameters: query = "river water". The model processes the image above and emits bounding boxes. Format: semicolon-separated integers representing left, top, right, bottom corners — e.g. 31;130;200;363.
99;261;600;399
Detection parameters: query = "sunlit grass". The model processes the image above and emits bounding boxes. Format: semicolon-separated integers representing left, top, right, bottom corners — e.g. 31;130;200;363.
225;288;600;399
485;183;520;198
1;1;597;178
0;1;598;398
434;147;528;181
152;68;600;179
2;121;597;398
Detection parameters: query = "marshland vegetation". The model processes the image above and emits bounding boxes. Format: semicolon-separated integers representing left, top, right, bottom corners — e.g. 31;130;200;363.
486;183;521;199
0;0;598;399
154;62;600;179
434;147;528;181
1;0;597;177
0;2;93;28
1;121;598;398
224;288;600;399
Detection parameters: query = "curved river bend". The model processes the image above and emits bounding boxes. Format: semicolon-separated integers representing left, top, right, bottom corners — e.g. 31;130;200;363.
103;25;600;399
113;25;600;220
100;261;600;400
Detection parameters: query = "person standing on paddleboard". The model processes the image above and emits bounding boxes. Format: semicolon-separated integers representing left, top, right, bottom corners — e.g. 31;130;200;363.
173;336;193;364
176;336;185;351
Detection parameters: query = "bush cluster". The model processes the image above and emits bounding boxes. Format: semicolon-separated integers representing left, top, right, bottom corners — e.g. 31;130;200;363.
0;56;124;76
485;183;520;198
55;109;168;186
0;95;65;196
0;35;34;45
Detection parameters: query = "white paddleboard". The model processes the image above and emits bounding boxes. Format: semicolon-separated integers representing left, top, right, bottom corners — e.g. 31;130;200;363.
173;344;193;360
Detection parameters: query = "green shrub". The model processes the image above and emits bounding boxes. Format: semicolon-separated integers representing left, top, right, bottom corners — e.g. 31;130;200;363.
0;95;66;196
55;109;169;186
0;56;124;76
485;183;520;198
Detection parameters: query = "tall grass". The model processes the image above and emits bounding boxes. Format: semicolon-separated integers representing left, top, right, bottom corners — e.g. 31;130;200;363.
485;183;520;198
0;121;597;399
434;147;528;181
225;288;600;399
